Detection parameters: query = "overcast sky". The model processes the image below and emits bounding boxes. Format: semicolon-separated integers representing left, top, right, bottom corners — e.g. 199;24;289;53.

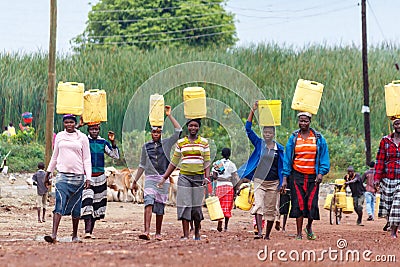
0;0;399;54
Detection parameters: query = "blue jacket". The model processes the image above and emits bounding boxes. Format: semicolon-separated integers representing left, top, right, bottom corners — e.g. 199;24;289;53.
237;121;284;187
282;128;330;177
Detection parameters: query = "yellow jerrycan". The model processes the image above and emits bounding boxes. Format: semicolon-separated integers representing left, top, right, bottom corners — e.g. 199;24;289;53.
205;196;224;221
149;94;165;127
324;193;334;210
343;196;354;214
56;82;84;115
384;81;400;117
183;87;207;119
258;100;281;126
291;79;324;115
83;89;107;123
235;183;254;211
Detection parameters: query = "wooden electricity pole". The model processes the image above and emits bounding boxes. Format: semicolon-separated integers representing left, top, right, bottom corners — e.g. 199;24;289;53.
45;0;57;168
361;0;371;165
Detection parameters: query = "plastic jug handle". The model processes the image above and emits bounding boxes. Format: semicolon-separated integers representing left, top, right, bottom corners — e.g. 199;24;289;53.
70;82;79;86
88;89;99;92
392;80;400;84
310;81;318;85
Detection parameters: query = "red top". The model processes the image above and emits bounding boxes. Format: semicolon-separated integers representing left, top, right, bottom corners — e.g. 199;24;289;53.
374;134;400;181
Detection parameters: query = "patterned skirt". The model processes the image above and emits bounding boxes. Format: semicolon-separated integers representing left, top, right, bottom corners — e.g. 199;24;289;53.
81;173;107;220
378;178;400;226
215;185;234;218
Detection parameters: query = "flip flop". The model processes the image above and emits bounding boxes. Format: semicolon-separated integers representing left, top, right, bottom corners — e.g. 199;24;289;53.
155;235;162;241
254;235;263;240
72;237;82;243
193;236;201;241
139;233;150;240
44;235;56;244
304;228;316;240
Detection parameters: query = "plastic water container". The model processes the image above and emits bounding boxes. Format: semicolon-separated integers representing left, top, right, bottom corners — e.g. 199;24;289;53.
291;79;324;115
335;192;347;209
183;87;207;119
205;196;224;221
323;193;333;210
83;89;107;123
384;81;400;116
149;94;164;127
56;82;84;115
234;183;254;211
258;100;281;126
343;196;354;214
374;193;380;218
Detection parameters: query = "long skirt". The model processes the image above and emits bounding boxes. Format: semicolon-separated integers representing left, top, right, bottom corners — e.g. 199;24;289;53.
379;178;400;226
81;173;107;220
289;170;320;220
54;173;85;218
215;185;234;218
176;174;204;222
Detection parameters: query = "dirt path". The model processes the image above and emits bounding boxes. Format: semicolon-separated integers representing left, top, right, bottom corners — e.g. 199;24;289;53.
0;175;398;266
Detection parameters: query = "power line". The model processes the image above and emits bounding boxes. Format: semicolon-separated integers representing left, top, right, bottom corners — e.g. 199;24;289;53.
88;24;231;39
90;12;226;24
227;0;347;14
88;30;235;45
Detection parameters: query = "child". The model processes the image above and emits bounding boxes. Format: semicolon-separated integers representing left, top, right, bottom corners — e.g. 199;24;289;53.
32;162;48;223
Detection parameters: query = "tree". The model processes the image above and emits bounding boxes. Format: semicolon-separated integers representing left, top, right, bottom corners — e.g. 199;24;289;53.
73;0;237;50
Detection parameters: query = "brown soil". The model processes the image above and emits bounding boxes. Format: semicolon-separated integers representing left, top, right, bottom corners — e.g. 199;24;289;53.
0;176;398;266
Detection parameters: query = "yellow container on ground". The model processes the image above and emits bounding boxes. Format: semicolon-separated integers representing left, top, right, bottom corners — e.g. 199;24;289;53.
56;82;84;115
291;79;324;115
324;193;333;210
83;89;107;123
183;87;207;119
149;94;165;127
343;196;354;214
258;100;281;126
335;192;347;209
205;196;224;221
384;81;400;117
235;183;254;211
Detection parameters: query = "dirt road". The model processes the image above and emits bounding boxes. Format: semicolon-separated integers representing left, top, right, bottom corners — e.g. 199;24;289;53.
0;175;398;266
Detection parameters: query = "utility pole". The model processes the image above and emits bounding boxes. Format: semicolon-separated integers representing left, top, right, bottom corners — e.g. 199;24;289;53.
361;0;371;165
45;0;57;168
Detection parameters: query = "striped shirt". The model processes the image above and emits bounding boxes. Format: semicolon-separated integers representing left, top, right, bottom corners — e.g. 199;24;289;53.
88;136;120;173
171;135;210;175
293;131;317;174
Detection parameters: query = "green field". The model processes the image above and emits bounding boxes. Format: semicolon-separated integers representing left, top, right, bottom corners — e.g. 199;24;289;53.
1;44;399;173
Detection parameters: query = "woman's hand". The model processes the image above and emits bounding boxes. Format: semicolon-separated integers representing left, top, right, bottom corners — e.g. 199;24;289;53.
157;179;166;188
280;177;287;193
131;180;138;191
316;174;323;184
84;180;91;189
108;131;115;142
252;101;258;111
165;105;171;116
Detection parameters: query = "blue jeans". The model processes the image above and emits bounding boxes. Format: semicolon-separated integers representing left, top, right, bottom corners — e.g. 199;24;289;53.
365;191;376;217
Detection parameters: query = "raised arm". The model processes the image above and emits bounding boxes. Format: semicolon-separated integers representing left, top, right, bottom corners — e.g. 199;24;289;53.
165;105;180;129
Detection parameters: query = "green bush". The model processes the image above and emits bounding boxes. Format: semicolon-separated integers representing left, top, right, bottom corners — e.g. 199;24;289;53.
0;140;44;172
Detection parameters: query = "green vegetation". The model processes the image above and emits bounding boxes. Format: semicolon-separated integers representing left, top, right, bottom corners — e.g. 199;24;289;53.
73;0;236;50
1;44;399;173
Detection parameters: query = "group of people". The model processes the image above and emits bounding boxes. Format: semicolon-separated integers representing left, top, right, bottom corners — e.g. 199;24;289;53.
30;101;400;243
2;122;16;137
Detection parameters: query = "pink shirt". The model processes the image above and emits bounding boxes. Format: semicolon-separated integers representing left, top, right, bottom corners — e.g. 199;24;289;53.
47;129;92;181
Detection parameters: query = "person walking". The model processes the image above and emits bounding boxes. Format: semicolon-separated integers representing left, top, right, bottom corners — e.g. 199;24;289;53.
211;148;239;232
374;117;400;238
158;118;211;241
344;166;366;225
362;161;376;221
281;112;330;240
133;105;181;241
81;122;120;239
32;162;48;223
237;101;284;240
44;114;92;243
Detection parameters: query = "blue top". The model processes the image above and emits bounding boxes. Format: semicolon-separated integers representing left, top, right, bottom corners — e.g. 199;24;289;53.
237;121;284;187
282;128;330;177
88;136;120;173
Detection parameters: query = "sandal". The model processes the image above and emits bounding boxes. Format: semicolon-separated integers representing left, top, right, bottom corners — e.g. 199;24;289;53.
254;235;263;240
139;233;150;240
155;234;163;241
72;237;82;243
180;236;189;241
44;235;57;244
304;228;317;240
295;235;303;240
193;236;201;241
